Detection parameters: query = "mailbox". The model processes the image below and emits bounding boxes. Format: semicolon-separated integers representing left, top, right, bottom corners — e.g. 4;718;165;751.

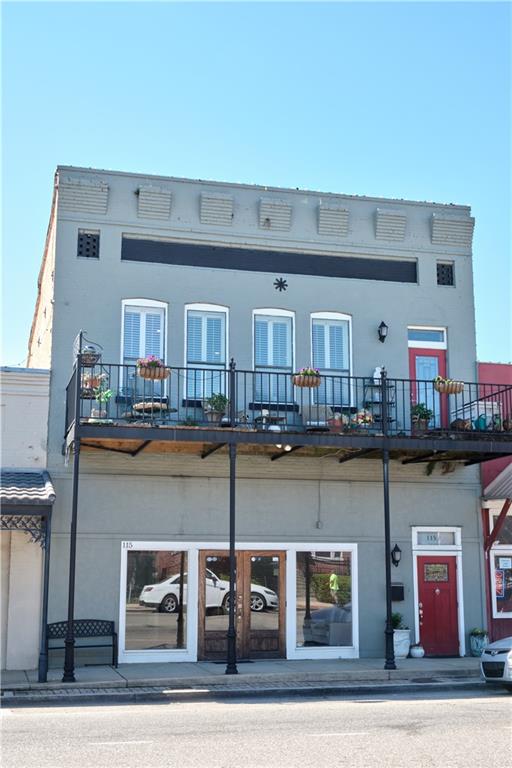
391;583;404;601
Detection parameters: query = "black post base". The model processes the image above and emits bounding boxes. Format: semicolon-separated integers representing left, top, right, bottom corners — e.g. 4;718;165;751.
384;627;396;670
225;630;238;675
38;652;48;684
62;639;76;682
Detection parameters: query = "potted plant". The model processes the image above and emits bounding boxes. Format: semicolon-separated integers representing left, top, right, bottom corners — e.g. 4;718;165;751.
392;612;411;659
91;379;113;419
203;393;229;424
411;403;433;434
81;371;107;398
137;355;170;380
433;376;464;395
409;642;425;658
351;409;373;431
292;366;321;388
469;628;489;657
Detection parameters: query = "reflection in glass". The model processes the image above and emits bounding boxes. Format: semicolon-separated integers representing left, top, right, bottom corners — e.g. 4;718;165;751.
249;556;280;631
204;555;232;635
125;550;187;651
296;551;352;648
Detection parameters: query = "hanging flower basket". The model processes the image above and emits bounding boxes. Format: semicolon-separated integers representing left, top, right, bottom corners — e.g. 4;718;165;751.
292;367;321;388
433;376;464;395
137;356;170;380
138;365;170;381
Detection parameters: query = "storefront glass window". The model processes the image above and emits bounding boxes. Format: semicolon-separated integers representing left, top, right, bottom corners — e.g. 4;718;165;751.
125;550;187;651
491;514;512;545
493;552;512;616
296;551;352;648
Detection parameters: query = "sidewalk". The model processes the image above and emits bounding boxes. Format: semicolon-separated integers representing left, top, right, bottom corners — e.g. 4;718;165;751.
1;657;483;704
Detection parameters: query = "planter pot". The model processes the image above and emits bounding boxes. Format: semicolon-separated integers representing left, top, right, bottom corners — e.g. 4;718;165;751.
137;366;170;380
393;629;411;659
81;375;104;390
91;408;107;418
412;418;430;435
409;644;425;658
205;410;224;424
434;380;464;395
470;634;489;657
292;374;321;388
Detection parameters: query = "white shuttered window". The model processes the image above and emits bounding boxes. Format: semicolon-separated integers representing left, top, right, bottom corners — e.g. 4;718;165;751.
121;301;167;396
311;315;351;405
254;312;293;403
186;307;227;399
123;305;165;365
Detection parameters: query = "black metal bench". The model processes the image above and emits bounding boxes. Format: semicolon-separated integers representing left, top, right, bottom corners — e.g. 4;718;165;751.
46;619;118;667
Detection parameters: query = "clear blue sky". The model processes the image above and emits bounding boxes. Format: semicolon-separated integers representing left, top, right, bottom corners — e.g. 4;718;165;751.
2;1;510;366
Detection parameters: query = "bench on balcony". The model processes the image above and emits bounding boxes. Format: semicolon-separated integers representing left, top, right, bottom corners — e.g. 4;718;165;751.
46;619;118;667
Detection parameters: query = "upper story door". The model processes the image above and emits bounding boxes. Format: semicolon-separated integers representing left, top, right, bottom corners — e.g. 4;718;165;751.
408;327;447;427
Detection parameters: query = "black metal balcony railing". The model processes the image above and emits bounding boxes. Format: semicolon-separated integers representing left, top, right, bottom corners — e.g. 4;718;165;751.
64;361;512;442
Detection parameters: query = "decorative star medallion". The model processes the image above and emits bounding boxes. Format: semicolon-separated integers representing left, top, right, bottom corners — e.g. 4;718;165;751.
274;277;288;292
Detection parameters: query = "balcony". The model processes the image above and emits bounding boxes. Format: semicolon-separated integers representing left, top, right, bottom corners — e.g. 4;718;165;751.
64;361;512;464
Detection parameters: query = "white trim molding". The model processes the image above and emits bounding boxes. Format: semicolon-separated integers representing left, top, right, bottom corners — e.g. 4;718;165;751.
407;326;447;350
118;541;359;663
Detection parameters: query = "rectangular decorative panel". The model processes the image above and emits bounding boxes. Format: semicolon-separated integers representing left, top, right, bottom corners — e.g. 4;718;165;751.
137;185;172;219
431;214;475;247
200;192;233;226
59;177;109;215
259;198;292;231
375;209;407;241
317;205;349;237
424;564;449;582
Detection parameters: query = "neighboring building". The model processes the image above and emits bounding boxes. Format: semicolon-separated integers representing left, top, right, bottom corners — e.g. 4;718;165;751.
26;166;512;675
0;368;54;677
479;362;512;641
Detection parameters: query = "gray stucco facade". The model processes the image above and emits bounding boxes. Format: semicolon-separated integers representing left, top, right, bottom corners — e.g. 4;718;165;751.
29;166;489;664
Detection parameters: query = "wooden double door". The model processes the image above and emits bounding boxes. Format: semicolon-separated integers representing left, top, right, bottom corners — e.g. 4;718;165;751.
198;550;286;661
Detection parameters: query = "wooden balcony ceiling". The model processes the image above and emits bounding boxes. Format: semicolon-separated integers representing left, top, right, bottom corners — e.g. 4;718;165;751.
78;435;511;467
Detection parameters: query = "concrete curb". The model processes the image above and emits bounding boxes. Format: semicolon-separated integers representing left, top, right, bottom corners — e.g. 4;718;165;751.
2;678;486;707
2;667;480;693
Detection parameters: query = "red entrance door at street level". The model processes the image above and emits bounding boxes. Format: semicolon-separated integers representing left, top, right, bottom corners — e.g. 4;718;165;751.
417;556;459;656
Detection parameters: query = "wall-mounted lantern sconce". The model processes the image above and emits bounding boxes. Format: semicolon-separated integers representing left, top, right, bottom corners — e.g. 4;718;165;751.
391;544;402;567
378;321;389;343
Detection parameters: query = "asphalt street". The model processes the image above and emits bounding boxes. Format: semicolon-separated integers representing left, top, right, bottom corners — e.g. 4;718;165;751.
2;688;511;768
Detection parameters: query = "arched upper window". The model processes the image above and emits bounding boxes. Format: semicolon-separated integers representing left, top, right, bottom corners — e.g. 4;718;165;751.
121;299;168;366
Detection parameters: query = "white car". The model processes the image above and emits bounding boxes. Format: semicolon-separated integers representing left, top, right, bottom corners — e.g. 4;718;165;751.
480;635;512;692
139;568;279;614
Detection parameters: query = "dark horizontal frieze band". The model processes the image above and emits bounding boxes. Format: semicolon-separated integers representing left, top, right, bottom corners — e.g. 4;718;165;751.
121;237;417;283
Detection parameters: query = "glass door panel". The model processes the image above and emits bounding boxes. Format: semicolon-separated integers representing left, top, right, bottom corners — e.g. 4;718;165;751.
246;552;284;658
199;552;240;660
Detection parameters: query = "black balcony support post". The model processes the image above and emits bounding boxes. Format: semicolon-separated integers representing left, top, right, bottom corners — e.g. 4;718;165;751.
37;511;52;683
225;441;238;675
62;350;82;683
225;359;238;674
381;367;396;670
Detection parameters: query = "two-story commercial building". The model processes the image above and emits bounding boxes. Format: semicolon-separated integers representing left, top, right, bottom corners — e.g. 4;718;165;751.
27;166;512;678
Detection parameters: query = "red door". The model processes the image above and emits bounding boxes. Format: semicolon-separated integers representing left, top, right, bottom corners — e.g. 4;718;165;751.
417;556;459;656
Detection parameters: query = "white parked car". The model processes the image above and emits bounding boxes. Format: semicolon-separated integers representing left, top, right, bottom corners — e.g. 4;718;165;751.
480;635;512;692
139;568;279;614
